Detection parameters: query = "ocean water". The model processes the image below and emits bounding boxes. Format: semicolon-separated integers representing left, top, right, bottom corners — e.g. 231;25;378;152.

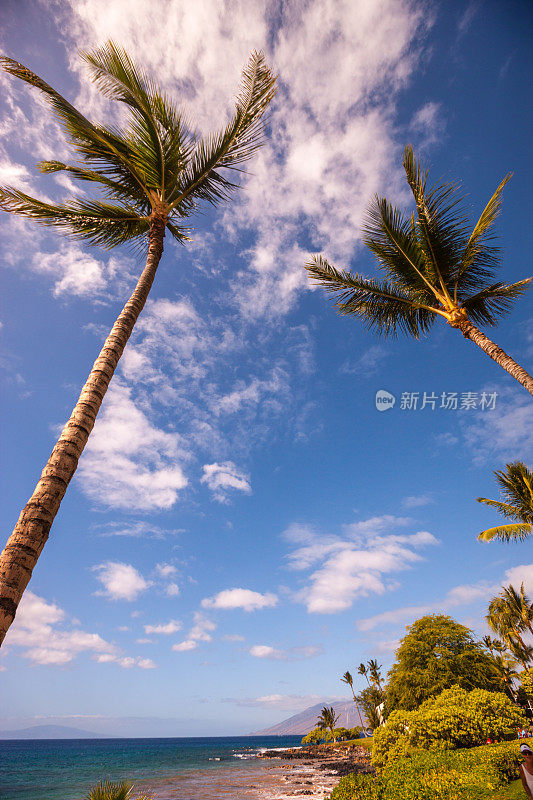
0;736;304;800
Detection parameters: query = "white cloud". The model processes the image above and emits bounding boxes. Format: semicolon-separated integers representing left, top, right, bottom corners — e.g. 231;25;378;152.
201;461;252;503
401;494;434;509
504;565;533;595
201;588;277;612
93;561;151;601
165;583;181;597
4;591;151;668
95;653;156;669
155;563;178;578
249;644;323;661
223;634;245;642
461;386;533;464
94;521;184;538
357;579;501;631
284;515;438;613
143;620;182;635
228;693;325;709
189;612;216;642
172;639;198;652
78;381;188;510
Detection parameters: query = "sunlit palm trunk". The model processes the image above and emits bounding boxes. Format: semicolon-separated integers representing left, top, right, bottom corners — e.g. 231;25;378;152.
0;215;166;645
455;318;533;396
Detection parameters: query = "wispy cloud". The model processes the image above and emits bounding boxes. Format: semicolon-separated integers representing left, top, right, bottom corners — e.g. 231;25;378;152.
249;644;323;661
143;620;182;635
201;461;252;503
284;516;438;613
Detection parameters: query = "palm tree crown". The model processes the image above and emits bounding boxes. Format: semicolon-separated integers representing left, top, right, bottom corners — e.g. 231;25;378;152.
305;146;533;394
477;462;533;542
0;43;275;646
0;42;276;246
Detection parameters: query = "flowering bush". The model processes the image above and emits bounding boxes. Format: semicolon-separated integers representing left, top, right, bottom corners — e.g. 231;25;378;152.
372;685;525;768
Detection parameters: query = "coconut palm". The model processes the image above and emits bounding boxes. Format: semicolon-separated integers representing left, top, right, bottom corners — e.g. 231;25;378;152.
0;43;276;645
305;146;533;395
487;590;532;673
341;670;366;731
358;662;370;686
477;462;533;542
317;706;340;741
87;782;152;800
367;659;383;691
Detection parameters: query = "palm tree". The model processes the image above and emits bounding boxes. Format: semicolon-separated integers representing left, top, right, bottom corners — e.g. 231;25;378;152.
486;590;532;673
482;634;496;656
477;462;533;542
0;43;276;645
367;659;383;691
501;584;533;636
317;706;340;742
305;146;533;395
358;662;371;686
87;782;152;800
341;670;366;731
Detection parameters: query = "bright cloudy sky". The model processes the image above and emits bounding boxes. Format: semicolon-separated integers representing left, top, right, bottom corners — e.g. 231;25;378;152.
0;0;532;736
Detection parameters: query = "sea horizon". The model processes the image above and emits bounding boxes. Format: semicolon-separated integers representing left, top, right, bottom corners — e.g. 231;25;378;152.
0;734;305;800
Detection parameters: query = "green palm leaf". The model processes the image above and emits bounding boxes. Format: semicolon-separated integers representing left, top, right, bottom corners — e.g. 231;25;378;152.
169;51;276;211
305;254;437;337
461;278;532;326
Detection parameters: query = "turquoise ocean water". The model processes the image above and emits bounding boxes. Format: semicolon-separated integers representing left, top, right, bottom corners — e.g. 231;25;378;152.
0;735;303;800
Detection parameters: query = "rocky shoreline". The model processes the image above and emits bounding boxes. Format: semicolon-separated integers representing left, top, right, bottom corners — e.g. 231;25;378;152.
257;743;373;798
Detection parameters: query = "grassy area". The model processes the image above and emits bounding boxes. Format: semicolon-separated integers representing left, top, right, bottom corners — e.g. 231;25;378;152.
327;737;373;751
492;779;524;799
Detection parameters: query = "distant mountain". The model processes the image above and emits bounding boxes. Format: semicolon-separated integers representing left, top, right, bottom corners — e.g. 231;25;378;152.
251;700;366;736
0;724;116;740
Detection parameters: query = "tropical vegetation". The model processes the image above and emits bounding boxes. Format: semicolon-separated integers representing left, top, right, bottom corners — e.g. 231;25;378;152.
477;462;533;542
305;146;533;394
0;43;276;645
86;782;152;800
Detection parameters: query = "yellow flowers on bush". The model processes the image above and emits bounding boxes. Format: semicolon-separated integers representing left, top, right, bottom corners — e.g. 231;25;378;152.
372;684;525;769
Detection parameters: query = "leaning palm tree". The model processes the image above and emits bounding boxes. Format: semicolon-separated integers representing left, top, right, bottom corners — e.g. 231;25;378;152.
317;706;340;742
87;782;152;800
305;146;533;394
0;43;276;645
341;670;366;731
477;462;533;542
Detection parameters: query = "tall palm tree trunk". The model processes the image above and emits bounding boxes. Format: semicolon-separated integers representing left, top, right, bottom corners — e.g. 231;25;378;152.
349;687;366;732
454;318;533;395
0;213;166;646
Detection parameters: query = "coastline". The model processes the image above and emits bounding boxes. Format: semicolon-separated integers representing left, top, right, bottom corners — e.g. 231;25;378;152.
254;743;373;799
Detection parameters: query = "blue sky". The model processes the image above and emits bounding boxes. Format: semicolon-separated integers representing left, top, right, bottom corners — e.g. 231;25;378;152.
0;0;532;737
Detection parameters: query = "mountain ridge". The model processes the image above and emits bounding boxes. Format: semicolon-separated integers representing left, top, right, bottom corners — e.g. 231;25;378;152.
251;700;365;735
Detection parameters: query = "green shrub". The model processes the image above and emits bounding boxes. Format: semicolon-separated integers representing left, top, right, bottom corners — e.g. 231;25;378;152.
372;685;525;768
330;741;522;800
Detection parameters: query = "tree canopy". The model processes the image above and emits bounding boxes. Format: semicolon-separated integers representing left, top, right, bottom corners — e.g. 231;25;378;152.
386;614;499;711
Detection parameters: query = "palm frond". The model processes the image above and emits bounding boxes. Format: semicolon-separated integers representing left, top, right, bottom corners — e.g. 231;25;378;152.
305;254;438;337
169;51;276;210
363;197;441;300
457;174;512;288
478;524;533;543
0;56;151;200
461;279;532;326
476;497;526;521
403;145;470;292
36;161;150;208
0;186;149;248
86;780;133;800
165;219;190;243
81;41;165;193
